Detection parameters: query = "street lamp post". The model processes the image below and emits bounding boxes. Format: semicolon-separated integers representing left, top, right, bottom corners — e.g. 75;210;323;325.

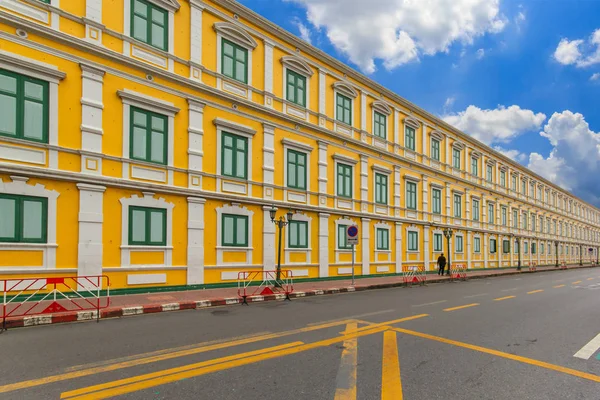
443;228;453;276
269;206;294;282
517;236;521;271
580;245;583;266
555;241;559;267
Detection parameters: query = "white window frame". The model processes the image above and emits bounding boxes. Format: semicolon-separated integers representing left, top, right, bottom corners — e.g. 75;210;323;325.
406;226;419;253
433;230;443;252
473;236;481;253
281;56;313;120
403;117;420;153
429;130;444;163
332;81;358;135
284;212;312;264
372;164;392;213
0;176;59;270
455;233;464;254
282;138;313;201
488;202;495;224
216;203;254;266
333;153;358;209
371;101;392;144
119;191;174;268
0;0;60;29
334;216;356;262
404;175;420;215
472;197;480;221
374;222;391;254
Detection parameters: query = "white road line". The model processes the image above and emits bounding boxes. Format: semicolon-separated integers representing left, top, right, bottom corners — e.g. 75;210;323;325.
412;300;448;307
574;333;600;360
463;293;488;299
501;288;519;292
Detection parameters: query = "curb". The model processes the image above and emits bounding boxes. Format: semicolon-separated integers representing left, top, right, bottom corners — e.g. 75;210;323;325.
2;265;597;330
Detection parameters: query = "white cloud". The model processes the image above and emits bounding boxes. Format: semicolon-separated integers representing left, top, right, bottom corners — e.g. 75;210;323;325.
591;72;600;81
292;18;312;44
287;0;507;73
514;10;526;31
444;96;455;109
553;29;600;67
476;48;485;59
493;146;527;163
442;105;546;145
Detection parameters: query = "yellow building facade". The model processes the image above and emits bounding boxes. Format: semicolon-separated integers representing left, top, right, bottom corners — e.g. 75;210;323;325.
0;0;598;290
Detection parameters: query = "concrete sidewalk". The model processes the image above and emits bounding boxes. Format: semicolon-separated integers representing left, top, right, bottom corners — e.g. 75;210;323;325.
3;264;596;329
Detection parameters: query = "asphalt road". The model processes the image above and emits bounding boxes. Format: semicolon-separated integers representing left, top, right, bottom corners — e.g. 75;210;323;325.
2;268;600;399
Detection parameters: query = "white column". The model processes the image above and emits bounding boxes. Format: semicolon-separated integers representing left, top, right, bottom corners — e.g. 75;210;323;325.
318;69;326;126
360;91;367;132
483;232;489;268
188;99;205;189
481;194;486;224
422;175;429;217
263;123;275;200
263;206;276;272
318;141;328;207
187;197;206;284
393;166;401;217
445;139;451;171
77;184;106;280
394;109;400;145
319;213;330;277
189;0;204;81
510;234;514;267
85;0;103;45
422;123;427;158
80;64;105;175
465;189;471;221
361;218;370;276
360;155;368;212
424;225;430;271
467;231;472;269
445;183;451;224
395;222;403;273
537;239;541;266
263;39;274;107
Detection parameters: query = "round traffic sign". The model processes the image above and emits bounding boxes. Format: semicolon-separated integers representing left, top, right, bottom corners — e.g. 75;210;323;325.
347;225;359;238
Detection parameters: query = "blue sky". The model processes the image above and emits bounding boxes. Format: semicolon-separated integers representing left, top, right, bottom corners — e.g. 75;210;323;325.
240;0;600;207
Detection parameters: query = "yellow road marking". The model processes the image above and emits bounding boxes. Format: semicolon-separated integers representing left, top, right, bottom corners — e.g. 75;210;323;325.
381;330;403;400
0;318;356;394
443;303;479;312
334;323;358;400
573;281;582;284
351;314;429;333
587;278;594;281
392;327;600;384
494;296;516;301
553;284;566;288
61;325;389;400
527;290;544;294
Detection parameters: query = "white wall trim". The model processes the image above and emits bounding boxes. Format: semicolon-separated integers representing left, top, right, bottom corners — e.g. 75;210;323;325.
284;212;312;265
216;203;254;266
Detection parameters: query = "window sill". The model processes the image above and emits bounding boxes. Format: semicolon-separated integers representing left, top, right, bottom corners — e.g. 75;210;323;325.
285;247;311;251
217;246;253;250
0;242;57;248
120;245;172;250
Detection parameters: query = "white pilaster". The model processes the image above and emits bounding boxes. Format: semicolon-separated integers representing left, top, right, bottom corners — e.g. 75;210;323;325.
360;91;367;132
424;225;430;271
394;109;400;147
360;155;368;212
189;0;204;81
361;218;370;276
80;64;105;175
187;197;206;284
422;175;429;215
467;231;472;269
465;189;471;221
395;222;403;273
263;206;276;271
422;123;427;157
394;166;401;217
263;39;274;107
188;99;205;189
263;123;276;200
318;141;328;206
318;69;326;126
319;213;330;277
77;183;106;280
483;232;489;268
85;0;103;45
445;183;451;223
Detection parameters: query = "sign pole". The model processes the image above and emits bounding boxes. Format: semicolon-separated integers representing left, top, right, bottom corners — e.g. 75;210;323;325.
351;244;355;286
346;225;359;287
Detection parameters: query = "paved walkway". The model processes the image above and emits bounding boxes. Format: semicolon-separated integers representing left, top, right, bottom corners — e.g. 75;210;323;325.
3;264;596;329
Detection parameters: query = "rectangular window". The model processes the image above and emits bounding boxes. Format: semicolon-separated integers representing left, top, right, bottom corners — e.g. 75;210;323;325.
0;194;47;243
490;238;497;254
537;187;541;200
513;210;518;228
512;176;517;191
222;214;248;247
488;203;494;223
130;107;168;165
221;38;248;83
431;188;441;214
503;240;510;254
373;111;387;139
524;242;529;254
336;163;353;198
486;165;493;182
472;199;480;221
541;243;544;254
456;236;464;252
453;148;461;169
532;242;536;255
502;207;507;226
530;183;535;197
131;0;167;51
285;69;306;107
375;173;388;205
406;181;417;210
471;157;478;176
407;231;418;251
521;180;526;195
500;170;506;187
129;206;166;246
376;228;389;250
433;233;443;252
287;149;307;190
221;132;248;179
431;139;440;161
405;126;415;151
514;240;519;254
474;237;481;253
453;194;462;218
337;225;351;249
523;214;527;230
336;93;352;125
531;215;536;231
0;69;49;143
288;220;308;249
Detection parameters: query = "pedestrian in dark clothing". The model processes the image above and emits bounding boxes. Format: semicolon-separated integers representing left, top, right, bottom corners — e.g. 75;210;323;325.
437;254;446;276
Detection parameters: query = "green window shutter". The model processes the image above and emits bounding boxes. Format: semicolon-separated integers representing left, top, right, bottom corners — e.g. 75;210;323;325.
473;200;479;221
474;237;481;253
405;126;415;151
456;236;463;252
338;224;350;249
131;0;168;51
488;204;494;223
221;132;248;179
433;233;442;252
374;111;386;139
453;149;461;169
0;70;49;143
487;165;493;181
287;149;306;190
337;163;352;198
454;195;461;218
431;189;441;214
336;93;352;125
288;220;308;248
376;228;389;250
221;38;248;84
431;139;440;161
471;158;477;175
406;181;416;210
375;173;388;205
408;231;418;251
38;0;51;3
130;107;168;165
286;70;306;107
128;206;166;246
0;194;47;243
222;214;248;247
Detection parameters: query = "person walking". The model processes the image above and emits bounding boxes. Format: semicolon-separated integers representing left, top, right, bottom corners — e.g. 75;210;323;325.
437;253;446;276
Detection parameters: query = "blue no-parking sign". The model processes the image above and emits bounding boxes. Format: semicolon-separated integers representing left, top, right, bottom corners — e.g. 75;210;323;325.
346;225;359;245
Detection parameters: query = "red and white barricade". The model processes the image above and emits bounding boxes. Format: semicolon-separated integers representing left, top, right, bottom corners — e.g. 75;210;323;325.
560;261;567;270
237;270;293;304
1;275;110;330
402;266;426;287
529;262;537;272
450;264;467;281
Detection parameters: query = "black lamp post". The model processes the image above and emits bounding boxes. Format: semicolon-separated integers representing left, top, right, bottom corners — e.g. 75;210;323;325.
443;228;453;276
517;236;521;271
555;241;559;267
269;206;294;282
580;244;583;266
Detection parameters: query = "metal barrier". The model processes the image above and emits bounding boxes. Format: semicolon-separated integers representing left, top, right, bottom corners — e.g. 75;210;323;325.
1;275;110;331
560;261;567;270
528;262;537;272
402;266;426;287
237;270;293;305
450;264;467;281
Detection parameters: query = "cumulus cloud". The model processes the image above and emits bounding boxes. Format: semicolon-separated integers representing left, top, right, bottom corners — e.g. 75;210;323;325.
591;72;600;81
554;29;600;67
292;18;312;44
286;0;507;73
476;48;485;59
493;146;527;163
442;105;546;145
